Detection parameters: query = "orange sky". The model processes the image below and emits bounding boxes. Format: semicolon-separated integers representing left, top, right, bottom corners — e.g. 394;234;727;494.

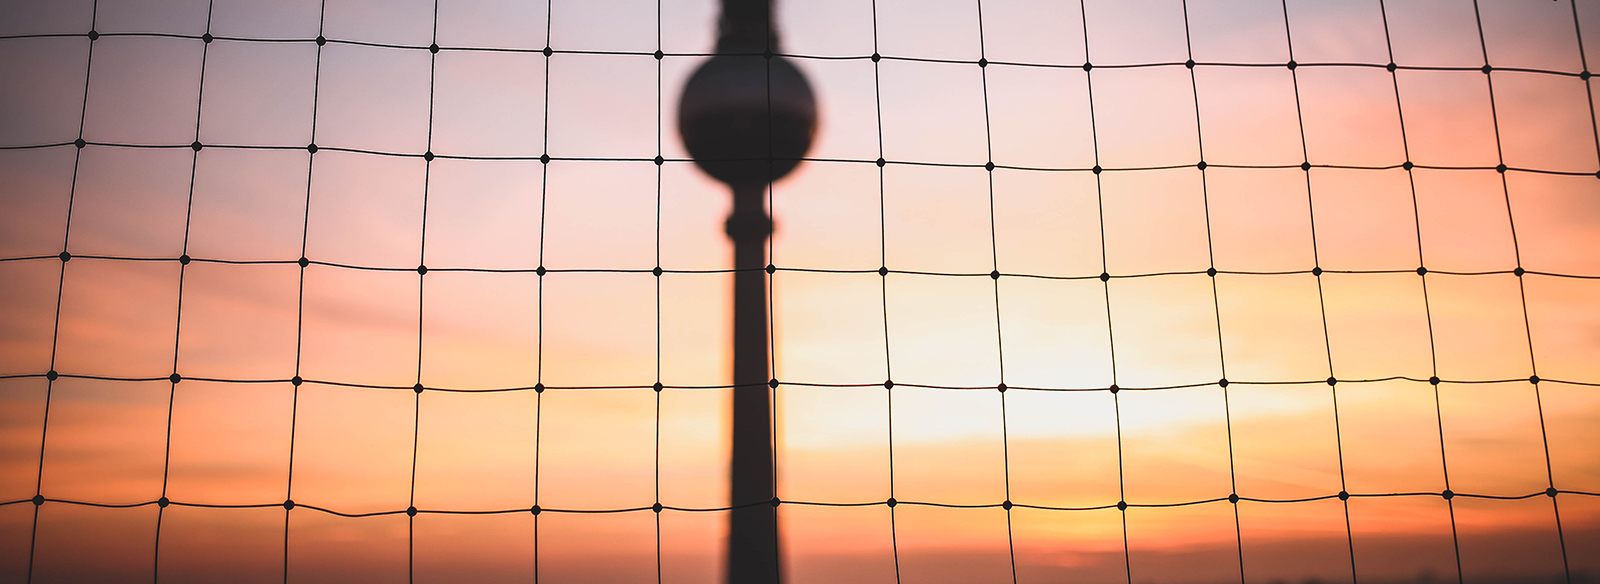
1;0;1599;582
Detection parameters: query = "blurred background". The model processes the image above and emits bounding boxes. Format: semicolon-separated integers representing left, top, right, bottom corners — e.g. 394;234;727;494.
1;0;1598;582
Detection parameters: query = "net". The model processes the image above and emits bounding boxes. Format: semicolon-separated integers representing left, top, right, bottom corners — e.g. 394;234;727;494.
1;0;1597;583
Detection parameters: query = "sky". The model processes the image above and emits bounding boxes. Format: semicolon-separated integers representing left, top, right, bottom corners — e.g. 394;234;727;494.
1;0;1599;582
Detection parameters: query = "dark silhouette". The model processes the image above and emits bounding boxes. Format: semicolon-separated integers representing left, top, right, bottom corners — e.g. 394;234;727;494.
677;1;816;583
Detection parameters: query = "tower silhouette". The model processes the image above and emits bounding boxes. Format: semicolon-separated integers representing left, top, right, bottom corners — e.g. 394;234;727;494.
676;1;816;582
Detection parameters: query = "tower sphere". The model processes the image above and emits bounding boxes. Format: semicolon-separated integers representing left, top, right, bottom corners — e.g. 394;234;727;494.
678;53;817;188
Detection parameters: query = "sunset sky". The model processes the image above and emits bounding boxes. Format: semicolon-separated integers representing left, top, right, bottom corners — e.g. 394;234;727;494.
1;0;1598;582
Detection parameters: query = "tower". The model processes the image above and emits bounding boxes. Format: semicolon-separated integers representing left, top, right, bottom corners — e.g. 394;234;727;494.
676;1;816;582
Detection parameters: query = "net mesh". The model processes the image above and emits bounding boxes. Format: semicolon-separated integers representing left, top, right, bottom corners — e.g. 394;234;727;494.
2;0;1597;582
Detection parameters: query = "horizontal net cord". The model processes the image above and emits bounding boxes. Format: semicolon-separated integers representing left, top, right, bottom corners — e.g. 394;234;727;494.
0;29;1593;79
4;254;1596;282
6;488;1595;518
6;141;1599;178
5;373;1593;392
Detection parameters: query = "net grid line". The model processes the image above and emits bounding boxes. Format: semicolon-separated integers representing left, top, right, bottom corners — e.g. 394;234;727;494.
0;29;1596;78
4;0;1596;583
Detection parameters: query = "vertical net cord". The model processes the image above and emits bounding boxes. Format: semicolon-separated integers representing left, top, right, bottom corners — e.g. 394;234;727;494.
652;0;664;581
1429;2;1537;582
1371;3;1431;583
27;2;98;582
1545;1;1599;580
1072;4;1131;584
764;14;782;581
968;3;1019;583
407;1;443;581
1468;2;1578;584
284;1;330;581
533;0;554;580
1372;1;1465;582
1279;2;1363;582
760;10;782;583
154;1;218;580
1174;3;1246;583
866;1;902;582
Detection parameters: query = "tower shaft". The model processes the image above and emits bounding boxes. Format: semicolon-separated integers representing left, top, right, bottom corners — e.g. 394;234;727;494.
727;184;779;584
